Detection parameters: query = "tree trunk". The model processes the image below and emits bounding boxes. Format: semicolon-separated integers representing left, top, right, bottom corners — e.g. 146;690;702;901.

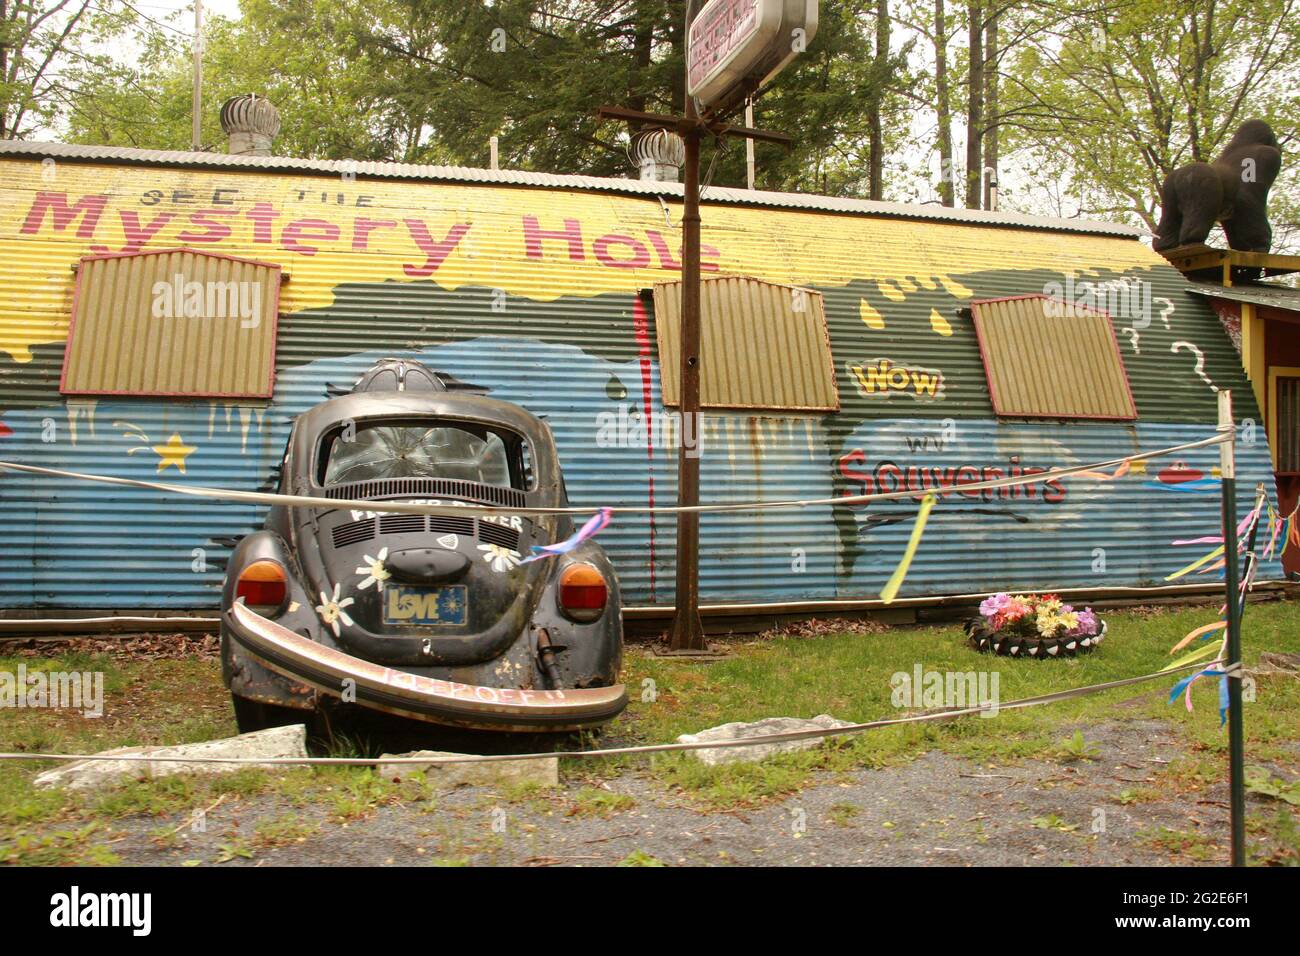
868;0;890;200
669;0;687;114
1;0;11;139
982;7;998;209
628;1;655;121
935;0;954;206
965;0;984;209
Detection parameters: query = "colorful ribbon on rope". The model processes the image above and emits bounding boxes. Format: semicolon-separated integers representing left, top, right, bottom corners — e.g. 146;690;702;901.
1262;500;1299;561
1164;545;1225;581
1167;664;1230;726
1164;494;1270;582
519;508;612;564
1074;460;1132;482
1163;488;1281;723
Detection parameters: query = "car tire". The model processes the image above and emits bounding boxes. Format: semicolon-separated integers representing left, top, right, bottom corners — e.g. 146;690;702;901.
231;694;313;734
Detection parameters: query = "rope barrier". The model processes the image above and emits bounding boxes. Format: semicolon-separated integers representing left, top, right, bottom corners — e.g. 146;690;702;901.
0;429;1230;518
0;424;1267;771
0;658;1219;769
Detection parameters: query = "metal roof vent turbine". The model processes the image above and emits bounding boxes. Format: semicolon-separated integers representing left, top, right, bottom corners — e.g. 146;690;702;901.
629;127;686;183
220;93;281;156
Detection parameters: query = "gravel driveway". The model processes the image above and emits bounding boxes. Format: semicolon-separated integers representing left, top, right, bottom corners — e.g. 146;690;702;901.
98;716;1288;866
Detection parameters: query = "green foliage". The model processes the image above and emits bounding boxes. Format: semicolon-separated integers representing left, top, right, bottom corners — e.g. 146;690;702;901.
617;848;666;866
997;0;1300;243
1245;767;1300;805
53;1;915;196
1054;730;1102;763
1030;813;1079;832
566;786;636;817
1137;825;1219;861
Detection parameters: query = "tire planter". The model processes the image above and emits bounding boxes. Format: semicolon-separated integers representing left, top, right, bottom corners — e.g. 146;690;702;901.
965;621;1106;658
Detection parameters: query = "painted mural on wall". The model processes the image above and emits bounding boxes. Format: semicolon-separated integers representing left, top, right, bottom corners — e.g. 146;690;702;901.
0;157;1280;607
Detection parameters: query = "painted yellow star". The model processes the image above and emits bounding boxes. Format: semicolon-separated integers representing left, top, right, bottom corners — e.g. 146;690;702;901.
153;433;197;474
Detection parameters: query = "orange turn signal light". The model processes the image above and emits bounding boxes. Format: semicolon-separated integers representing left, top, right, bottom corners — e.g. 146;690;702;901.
558;563;607;622
236;560;288;613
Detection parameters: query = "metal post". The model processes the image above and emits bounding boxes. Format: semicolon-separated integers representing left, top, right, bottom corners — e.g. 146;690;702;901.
191;0;203;151
745;98;756;190
668;0;706;651
490;136;499;170
668;112;706;651
1218;390;1245;867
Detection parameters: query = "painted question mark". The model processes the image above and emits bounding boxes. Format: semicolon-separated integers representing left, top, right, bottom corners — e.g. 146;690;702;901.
1171;340;1218;392
1154;296;1174;330
1121;328;1141;354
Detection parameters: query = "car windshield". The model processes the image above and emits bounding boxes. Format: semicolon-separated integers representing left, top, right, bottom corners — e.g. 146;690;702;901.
322;421;521;488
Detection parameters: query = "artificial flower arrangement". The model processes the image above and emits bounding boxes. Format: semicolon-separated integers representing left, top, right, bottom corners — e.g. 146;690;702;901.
965;592;1106;657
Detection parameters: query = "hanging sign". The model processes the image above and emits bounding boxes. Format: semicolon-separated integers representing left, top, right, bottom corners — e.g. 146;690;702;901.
687;0;819;116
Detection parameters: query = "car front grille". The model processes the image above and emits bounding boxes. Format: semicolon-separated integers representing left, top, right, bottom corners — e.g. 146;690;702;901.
331;519;377;548
378;514;426;535
428;515;475;537
324;478;526;510
478;521;521;549
330;513;521;553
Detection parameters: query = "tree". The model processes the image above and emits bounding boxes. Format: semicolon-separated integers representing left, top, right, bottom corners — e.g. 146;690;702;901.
58;1;914;199
997;0;1300;245
982;4;998;209
62;0;433;159
867;0;891;199
933;0;955;205
1;0;105;138
964;0;982;207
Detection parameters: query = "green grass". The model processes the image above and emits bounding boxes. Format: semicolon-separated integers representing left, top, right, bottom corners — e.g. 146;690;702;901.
1031;813;1081;833
1137;825;1220;862
565;787;636;817
1;597;1297;863
1113;786;1160;805
599;599;1300;800
827;803;861;827
615;599;1300;745
617;849;666;867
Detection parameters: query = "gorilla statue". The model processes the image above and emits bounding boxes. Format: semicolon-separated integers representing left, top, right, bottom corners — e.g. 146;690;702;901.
1153;119;1282;253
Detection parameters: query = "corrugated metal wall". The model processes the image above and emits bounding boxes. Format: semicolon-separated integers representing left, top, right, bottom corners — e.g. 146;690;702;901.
0;156;1280;608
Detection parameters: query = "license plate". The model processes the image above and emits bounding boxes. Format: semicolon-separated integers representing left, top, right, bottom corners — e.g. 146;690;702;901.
383;585;469;626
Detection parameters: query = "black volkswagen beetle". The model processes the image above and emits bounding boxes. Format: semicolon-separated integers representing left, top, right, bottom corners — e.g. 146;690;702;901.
220;359;626;733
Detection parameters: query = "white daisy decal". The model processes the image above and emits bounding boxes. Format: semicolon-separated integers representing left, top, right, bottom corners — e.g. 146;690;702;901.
477;543;522;573
315;583;356;637
355;547;391;590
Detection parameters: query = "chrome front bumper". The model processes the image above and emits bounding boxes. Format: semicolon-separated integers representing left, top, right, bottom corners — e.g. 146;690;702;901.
224;601;627;732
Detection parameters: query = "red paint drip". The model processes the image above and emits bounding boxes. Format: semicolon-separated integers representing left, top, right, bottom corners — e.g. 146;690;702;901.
0;422;11;437
633;297;657;599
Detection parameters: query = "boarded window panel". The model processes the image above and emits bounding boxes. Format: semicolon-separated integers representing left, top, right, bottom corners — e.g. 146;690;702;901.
1277;376;1300;473
652;275;839;412
60;248;281;399
971;294;1137;420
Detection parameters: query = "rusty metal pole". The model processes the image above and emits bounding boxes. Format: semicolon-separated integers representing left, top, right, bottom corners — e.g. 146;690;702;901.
668;33;706;651
668;120;706;650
